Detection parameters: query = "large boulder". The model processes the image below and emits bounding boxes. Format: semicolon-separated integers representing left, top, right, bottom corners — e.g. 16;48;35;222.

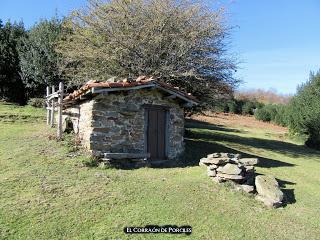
216;163;242;175
255;175;284;208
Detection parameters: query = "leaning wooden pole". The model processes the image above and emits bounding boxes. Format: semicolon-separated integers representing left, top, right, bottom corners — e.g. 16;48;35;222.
57;82;64;140
50;86;55;127
46;86;50;125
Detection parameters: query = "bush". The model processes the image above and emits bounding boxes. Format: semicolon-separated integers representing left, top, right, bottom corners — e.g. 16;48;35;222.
227;101;238;113
28;98;45;108
239;100;263;115
242;101;255;115
254;104;280;122
273;105;288;126
254;107;271;122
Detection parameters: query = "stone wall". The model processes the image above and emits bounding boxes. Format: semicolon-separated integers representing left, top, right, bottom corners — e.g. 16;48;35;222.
62;100;94;150
63;89;185;160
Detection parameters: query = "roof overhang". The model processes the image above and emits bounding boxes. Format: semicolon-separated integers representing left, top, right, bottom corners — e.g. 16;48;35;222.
90;82;198;106
63;78;199;108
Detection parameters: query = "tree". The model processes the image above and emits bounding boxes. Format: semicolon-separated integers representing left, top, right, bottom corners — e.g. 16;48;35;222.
286;70;320;149
0;20;26;104
57;0;238;106
19;18;63;97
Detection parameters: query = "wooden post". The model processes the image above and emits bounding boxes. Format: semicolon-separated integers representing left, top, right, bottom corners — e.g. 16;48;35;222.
46;86;50;125
50;86;55;127
57;82;64;139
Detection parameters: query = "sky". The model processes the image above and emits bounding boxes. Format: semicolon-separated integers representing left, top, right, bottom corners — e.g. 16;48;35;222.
1;0;319;94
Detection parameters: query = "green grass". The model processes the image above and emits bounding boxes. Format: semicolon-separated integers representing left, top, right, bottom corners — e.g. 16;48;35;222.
1;103;320;239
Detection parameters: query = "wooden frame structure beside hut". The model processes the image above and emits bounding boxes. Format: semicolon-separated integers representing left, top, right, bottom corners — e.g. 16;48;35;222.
46;76;198;165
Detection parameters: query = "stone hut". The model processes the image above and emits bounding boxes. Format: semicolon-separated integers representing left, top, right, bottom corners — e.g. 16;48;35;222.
62;76;198;164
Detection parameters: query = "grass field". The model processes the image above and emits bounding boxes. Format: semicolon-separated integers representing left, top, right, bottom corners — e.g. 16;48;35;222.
1;103;320;239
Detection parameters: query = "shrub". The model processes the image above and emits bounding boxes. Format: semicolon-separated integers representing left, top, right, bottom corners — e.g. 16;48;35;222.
254;107;271;122
28;98;45;108
227;101;238;113
254;104;280;122
239;100;263;115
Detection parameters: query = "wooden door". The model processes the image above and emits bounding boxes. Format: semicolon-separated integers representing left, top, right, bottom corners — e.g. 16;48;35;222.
146;107;167;161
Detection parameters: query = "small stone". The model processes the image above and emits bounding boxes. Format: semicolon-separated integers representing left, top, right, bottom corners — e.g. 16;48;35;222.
219;153;230;158
199;158;207;166
216;163;242;175
216;173;244;180
207;169;216;177
208;164;218;170
239;158;259;166
207;153;220;158
239;184;255;193
245;166;255;173
229;158;240;164
234;153;242;158
212;176;224;183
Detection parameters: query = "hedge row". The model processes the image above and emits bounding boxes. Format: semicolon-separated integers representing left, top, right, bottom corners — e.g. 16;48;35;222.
213;99;264;115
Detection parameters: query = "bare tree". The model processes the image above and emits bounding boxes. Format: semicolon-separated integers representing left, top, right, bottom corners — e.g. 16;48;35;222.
57;0;238;107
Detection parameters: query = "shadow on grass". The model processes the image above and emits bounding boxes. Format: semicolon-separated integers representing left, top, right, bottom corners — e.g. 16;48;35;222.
186;119;320;160
182;138;295;169
186;119;245;134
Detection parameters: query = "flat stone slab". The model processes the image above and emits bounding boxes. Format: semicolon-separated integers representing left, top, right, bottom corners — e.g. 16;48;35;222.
239;158;258;166
200;157;230;165
216;173;244;180
217;163;242;175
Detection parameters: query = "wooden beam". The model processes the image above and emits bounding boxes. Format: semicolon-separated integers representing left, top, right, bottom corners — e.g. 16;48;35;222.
50;86;55;127
103;153;150;159
91;84;155;94
46;92;59;101
154;84;198;106
57;82;64;140
46;86;50;125
165;94;177;100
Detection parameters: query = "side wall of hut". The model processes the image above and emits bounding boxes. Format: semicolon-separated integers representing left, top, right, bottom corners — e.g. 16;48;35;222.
62;100;94;150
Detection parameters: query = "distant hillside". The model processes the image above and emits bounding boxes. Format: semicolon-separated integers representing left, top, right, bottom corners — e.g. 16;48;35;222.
235;89;292;105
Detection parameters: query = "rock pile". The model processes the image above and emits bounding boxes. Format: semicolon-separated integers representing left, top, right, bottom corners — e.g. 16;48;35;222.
199;153;284;208
199;153;257;192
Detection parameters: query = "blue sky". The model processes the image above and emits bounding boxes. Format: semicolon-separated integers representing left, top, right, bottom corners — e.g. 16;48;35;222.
1;0;319;94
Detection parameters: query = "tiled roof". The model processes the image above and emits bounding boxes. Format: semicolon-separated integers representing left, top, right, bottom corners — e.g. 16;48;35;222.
64;76;198;105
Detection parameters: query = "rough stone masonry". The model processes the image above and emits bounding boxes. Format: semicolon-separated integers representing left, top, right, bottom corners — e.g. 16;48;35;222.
62;89;185;160
199;153;284;208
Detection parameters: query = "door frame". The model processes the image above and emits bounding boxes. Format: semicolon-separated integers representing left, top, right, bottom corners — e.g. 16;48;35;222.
143;104;170;160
